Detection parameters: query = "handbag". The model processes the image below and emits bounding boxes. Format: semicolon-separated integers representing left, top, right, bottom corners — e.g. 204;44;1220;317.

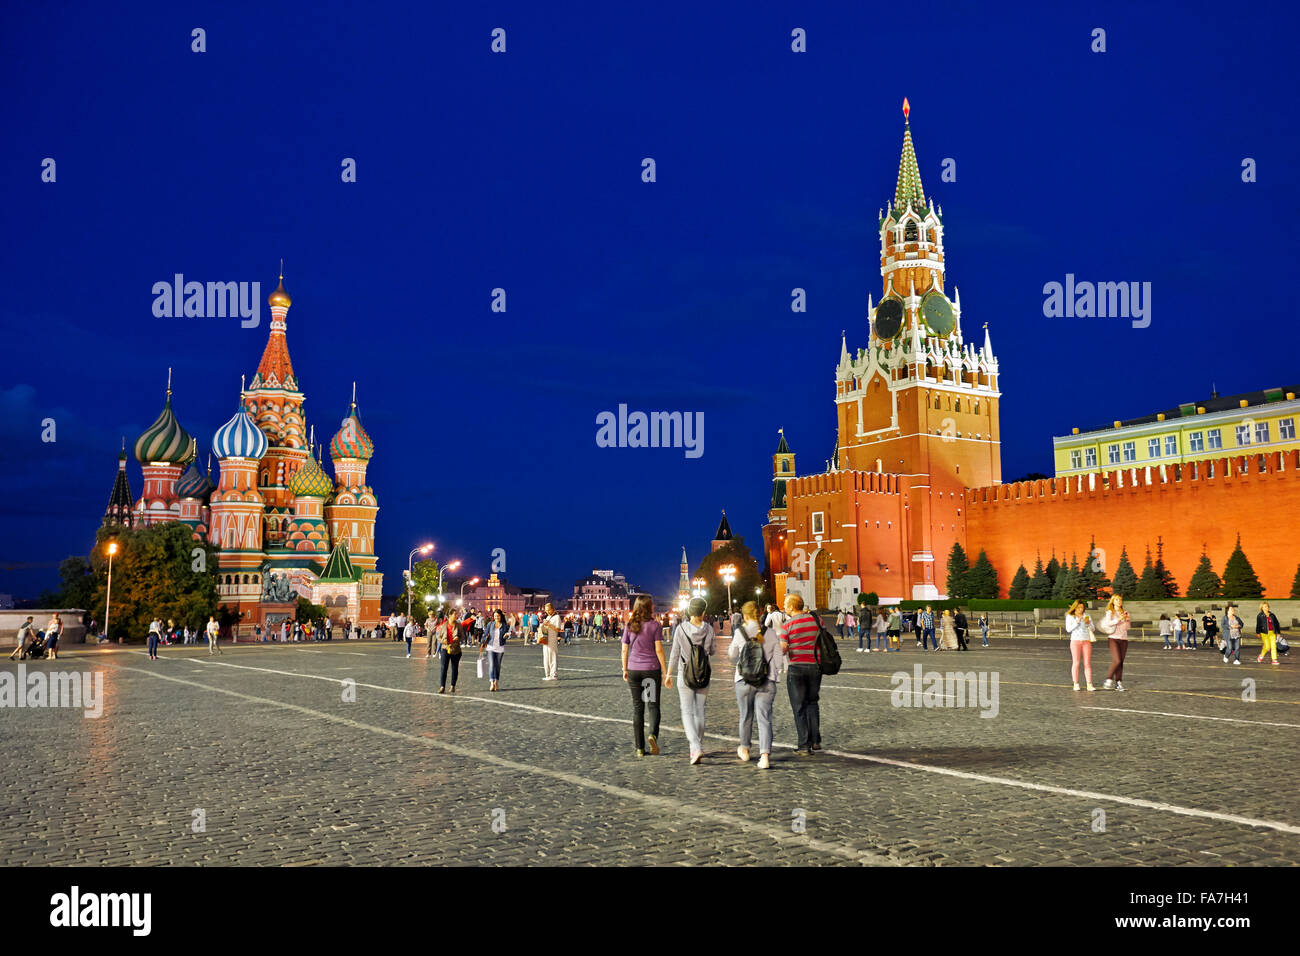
476;654;486;679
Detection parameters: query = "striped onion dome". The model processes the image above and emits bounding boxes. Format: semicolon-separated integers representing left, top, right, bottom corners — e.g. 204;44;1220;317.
330;406;374;461
288;449;333;498
175;461;216;500
213;405;269;460
134;396;195;465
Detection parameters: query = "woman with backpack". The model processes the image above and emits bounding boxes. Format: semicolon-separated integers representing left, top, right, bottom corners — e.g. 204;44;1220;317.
666;597;715;765
621;595;668;758
728;601;782;769
435;610;463;694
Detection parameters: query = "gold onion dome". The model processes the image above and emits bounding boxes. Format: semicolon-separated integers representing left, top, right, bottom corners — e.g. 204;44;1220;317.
268;270;291;309
289;449;334;498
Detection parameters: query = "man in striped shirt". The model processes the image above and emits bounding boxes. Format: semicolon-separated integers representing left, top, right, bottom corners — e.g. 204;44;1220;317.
920;606;936;651
780;593;823;756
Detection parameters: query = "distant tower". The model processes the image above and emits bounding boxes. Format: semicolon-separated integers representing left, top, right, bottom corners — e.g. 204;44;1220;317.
209;395;269;615
761;429;795;588
676;547;691;610
133;369;196;527
327;383;382;623
103;439;134;529
711;510;734;552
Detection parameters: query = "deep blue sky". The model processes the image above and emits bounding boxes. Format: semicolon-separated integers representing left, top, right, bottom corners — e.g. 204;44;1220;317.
3;1;1297;602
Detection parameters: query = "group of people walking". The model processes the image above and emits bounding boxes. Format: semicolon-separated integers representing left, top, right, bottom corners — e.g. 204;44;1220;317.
7;613;62;661
1155;603;1284;664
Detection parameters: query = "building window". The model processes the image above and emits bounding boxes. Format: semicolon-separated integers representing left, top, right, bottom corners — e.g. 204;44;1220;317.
1069;450;1082;469
1254;421;1270;444
1281;418;1296;441
781;460;789;473
1235;423;1252;445
1147;437;1161;458
1189;431;1204;453
811;512;825;535
1084;448;1097;468
1208;428;1222;450
905;222;918;241
1122;441;1136;462
1107;444;1121;465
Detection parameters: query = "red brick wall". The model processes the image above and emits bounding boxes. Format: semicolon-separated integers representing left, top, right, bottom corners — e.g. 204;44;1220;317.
966;451;1300;598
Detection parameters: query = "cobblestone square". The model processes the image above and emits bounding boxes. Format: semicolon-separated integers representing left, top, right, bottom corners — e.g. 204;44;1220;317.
2;636;1297;866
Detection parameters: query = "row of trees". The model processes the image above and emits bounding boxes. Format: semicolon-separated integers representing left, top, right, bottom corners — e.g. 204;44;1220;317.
997;535;1277;602
944;544;1001;599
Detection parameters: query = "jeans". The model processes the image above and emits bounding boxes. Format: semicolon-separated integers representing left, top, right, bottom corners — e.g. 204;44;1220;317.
981;627;989;646
627;669;662;751
786;663;822;750
439;650;461;688
488;650;504;681
856;628;864;649
735;679;777;754
1225;634;1241;662
875;630;888;650
922;627;936;650
676;682;708;754
405;637;413;655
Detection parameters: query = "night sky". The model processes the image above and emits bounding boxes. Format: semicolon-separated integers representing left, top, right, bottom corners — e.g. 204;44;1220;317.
3;1;1297;602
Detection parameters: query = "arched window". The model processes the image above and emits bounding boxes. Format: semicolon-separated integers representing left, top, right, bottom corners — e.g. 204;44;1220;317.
974;401;980;414
904;222;918;241
934;397;941;409
781;460;789;473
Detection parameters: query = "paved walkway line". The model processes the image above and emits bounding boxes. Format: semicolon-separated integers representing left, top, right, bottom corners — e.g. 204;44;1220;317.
103;661;894;866
1081;705;1300;730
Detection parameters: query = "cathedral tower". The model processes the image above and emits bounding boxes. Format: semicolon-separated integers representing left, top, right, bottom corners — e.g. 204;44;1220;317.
209;396;269;616
132;370;196;527
326;385;382;624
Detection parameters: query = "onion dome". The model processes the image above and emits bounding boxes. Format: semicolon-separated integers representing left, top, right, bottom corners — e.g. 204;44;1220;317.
213;403;269;460
268;276;291;309
330;397;374;461
134;377;195;465
289;448;333;498
175;461;216;501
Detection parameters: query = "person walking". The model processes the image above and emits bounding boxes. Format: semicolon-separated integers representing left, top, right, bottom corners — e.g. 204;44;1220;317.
1172;612;1186;650
9;616;36;660
1256;602;1282;665
1203;610;1220;654
1159;613;1173;649
44;612;64;660
435;611;463;693
1186;614;1198;649
1065;600;1096;691
481;609;511;692
403;618;416;658
1098;595;1130;690
920;606;937;651
1222;604;1244;665
979;613;990;647
938;609;959;650
621;595;667;757
779;593;823;756
729;600;782;769
666;598;715;765
763;603;786;633
873;609;889;652
205;615;222;655
836;608;846;640
147;618;162;660
953;608;970;651
539;603;563;680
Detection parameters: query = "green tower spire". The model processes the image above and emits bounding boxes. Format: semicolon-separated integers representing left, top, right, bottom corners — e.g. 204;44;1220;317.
894;97;926;213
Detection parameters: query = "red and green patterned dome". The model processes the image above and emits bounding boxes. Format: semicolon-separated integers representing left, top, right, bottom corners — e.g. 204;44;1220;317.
330;404;374;461
134;392;195;466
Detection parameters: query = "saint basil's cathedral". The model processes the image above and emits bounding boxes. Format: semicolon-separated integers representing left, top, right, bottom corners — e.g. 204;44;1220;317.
101;272;383;632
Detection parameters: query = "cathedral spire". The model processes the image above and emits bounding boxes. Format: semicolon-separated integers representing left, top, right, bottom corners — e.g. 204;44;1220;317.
894;97;926;213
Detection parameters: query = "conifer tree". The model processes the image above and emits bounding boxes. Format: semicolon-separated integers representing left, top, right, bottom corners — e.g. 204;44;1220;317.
1008;563;1031;600
1025;557;1053;600
1154;542;1180;598
1134;548;1165;600
1110;547;1139;599
1045;554;1061;589
1222;535;1264;599
1185;551;1223;599
1077;537;1112;599
1290;562;1300;600
945;542;971;600
965;550;1000;599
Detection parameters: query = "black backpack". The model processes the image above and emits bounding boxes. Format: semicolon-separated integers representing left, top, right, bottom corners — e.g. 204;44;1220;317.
678;626;711;689
813;616;842;675
737;628;770;686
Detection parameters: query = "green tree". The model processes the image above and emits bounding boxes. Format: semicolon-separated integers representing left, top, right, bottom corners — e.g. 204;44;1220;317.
1110;547;1139;599
1290;562;1300;599
295;597;328;627
965;550;1000;599
1077;538;1111;600
1007;563;1030;600
407;559;456;623
1222;536;1264;599
694;540;763;615
1025;557;1053;600
945;542;971;599
1154;554;1180;598
88;523;219;641
1134;548;1165;600
1045;554;1061;589
1185;552;1223;599
857;591;879;607
1052;556;1081;601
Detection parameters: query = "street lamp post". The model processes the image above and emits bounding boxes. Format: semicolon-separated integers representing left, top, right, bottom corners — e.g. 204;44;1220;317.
407;543;434;619
437;560;461;601
104;541;118;643
460;577;480;607
719;564;737;616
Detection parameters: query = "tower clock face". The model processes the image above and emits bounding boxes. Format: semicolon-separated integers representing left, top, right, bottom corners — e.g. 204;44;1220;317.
875;297;904;340
921;292;955;336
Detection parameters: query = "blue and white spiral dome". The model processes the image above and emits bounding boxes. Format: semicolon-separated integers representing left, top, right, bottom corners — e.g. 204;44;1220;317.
213;405;269;460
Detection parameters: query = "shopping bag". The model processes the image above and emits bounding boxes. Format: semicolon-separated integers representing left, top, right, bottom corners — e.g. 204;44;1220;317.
476;655;486;679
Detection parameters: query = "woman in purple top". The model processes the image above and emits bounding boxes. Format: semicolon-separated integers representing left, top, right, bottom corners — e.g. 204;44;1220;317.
622;594;668;758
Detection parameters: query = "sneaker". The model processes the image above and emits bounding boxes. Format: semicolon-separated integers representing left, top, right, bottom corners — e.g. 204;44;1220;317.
647;735;659;756
437;687;445;694
1258;656;1265;663
1073;682;1080;691
793;749;813;758
1273;660;1280;666
1233;659;1241;665
689;752;702;765
1114;682;1125;691
811;742;822;751
1223;656;1229;663
636;749;644;758
737;746;750;762
1102;679;1113;689
855;648;864;653
757;754;770;770
1086;684;1096;692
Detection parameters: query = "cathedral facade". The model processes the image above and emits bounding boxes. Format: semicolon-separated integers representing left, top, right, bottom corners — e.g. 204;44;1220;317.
103;271;383;632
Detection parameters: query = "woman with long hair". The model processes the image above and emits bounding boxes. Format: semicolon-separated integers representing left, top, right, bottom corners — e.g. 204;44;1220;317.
1098;594;1130;690
1223;604;1245;665
939;609;959;650
1065;600;1096;692
728;600;782;769
621;595;668;757
1256;601;1282;665
435;610;463;694
481;609;511;692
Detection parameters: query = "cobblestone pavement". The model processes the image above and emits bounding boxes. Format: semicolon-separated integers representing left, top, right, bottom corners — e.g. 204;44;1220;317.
2;637;1298;866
